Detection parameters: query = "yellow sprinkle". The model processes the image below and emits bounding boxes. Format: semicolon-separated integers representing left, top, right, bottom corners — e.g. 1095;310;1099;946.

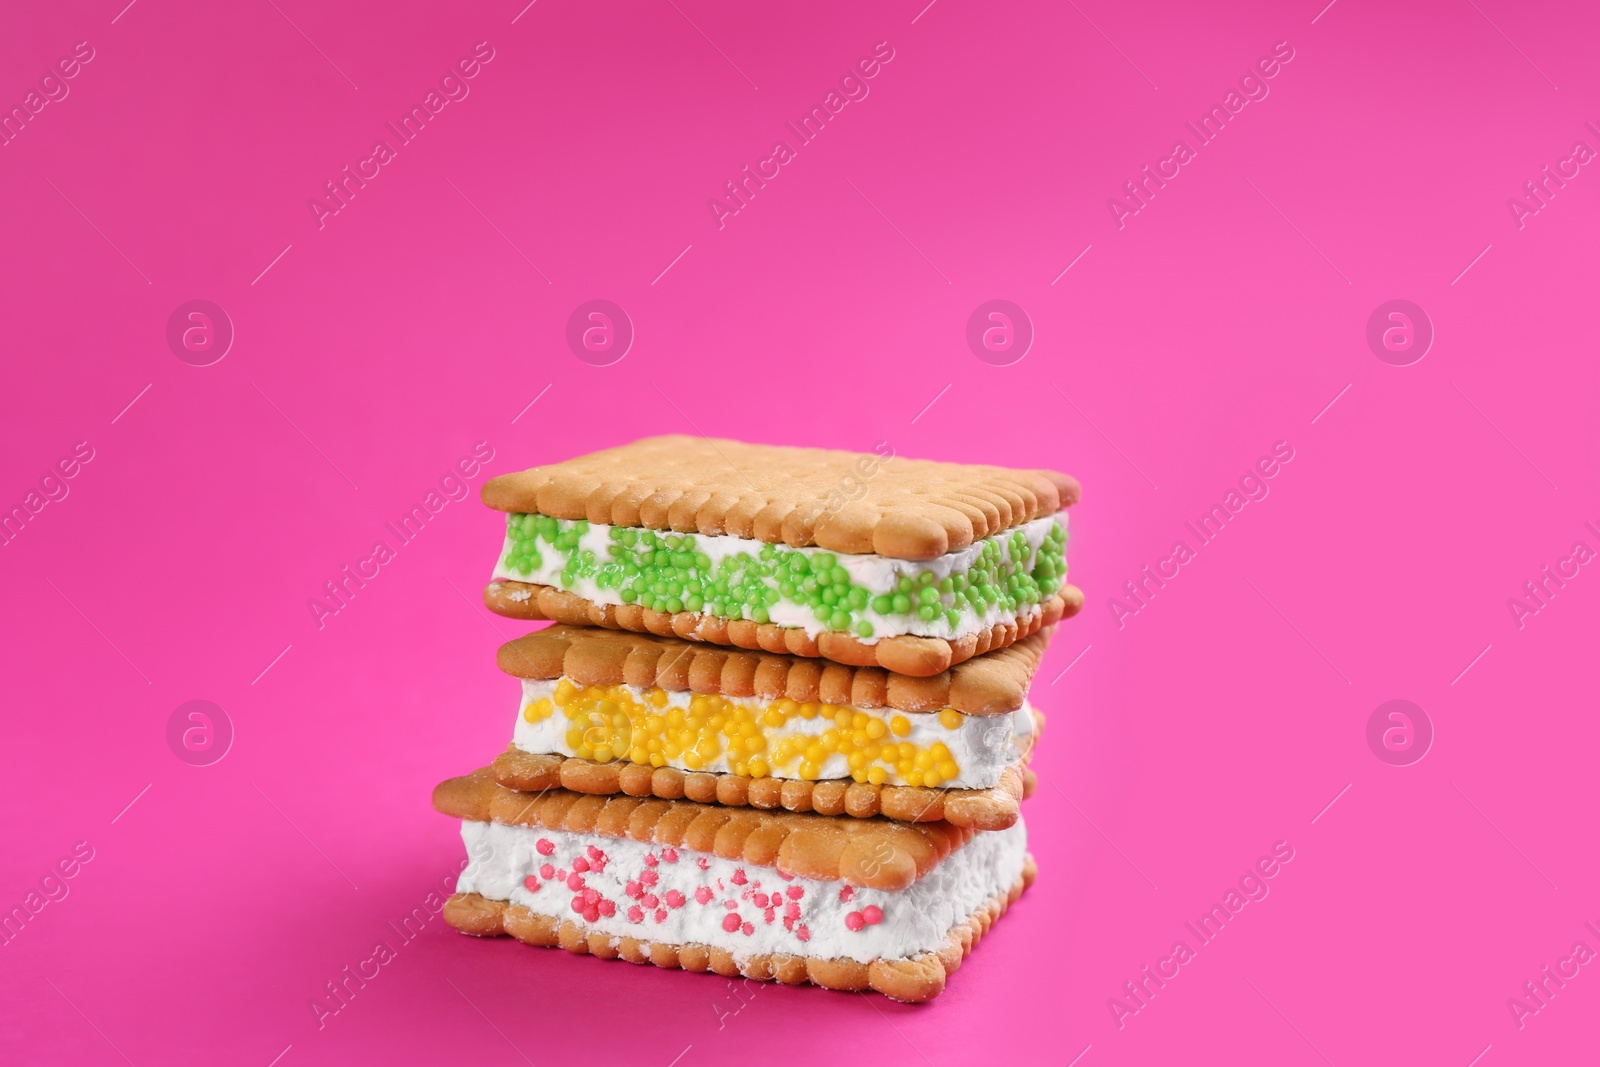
939;709;962;730
867;767;887;785
890;715;911;737
866;719;887;740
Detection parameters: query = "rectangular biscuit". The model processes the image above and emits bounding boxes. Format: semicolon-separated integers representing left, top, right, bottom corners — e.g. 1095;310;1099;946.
434;768;1035;1002
496;624;1052;714
481;436;1081;676
481;435;1080;558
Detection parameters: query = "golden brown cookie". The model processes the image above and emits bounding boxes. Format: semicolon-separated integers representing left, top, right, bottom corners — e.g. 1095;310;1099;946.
486;582;1082;677
497;623;1053;715
481;435;1079;558
442;853;1034;1003
433;768;977;890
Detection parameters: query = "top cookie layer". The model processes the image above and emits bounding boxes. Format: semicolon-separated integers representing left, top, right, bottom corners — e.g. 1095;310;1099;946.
433;767;975;891
497;624;1052;715
481;436;1080;560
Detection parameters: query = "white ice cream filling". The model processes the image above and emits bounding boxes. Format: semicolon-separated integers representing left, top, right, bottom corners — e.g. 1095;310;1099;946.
491;515;1066;643
455;817;1027;964
513;678;1035;789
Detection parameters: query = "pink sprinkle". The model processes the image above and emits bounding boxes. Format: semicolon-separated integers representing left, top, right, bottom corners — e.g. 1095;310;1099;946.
582;887;599;905
845;911;866;932
645;852;659;867
753;892;769;909
716;879;725;892
570;897;585;914
777;870;794;881
643;893;659;909
582;905;600;923
627;905;644;923
665;890;686;908
694;887;713;905
796;924;811;943
536;838;555;856
523;876;540;892
786;886;804;900
724;900;738;911
566;872;585;890
740;922;753;936
654;908;668;923
783;916;795;931
863;905;883;925
592;857;607;872
763;907;776;924
697;858;710;870
626;881;643;899
586;845;603;861
721;913;741;933
572;857;590;873
597;899;616;917
785;901;800;921
731;869;747;885
555;869;566;882
539;864;555;880
640;869;659;887
663;847;679;863
838;885;855;903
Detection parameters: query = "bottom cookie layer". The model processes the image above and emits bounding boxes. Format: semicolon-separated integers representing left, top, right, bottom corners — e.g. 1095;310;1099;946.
442;852;1033;1003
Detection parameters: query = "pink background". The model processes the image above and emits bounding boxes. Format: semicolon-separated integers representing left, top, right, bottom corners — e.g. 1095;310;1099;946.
3;0;1598;1063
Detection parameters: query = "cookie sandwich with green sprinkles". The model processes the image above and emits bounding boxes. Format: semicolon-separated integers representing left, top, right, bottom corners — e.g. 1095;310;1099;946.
489;623;1049;830
481;435;1082;678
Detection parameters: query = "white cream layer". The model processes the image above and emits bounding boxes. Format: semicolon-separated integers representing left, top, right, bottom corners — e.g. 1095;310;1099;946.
512;679;1034;789
491;515;1064;642
456;818;1027;964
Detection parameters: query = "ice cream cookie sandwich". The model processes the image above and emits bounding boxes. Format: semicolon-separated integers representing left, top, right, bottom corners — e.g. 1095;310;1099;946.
434;768;1034;1002
482;436;1082;676
490;624;1048;829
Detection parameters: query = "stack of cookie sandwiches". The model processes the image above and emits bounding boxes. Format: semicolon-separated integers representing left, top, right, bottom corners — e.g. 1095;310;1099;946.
434;436;1081;1001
